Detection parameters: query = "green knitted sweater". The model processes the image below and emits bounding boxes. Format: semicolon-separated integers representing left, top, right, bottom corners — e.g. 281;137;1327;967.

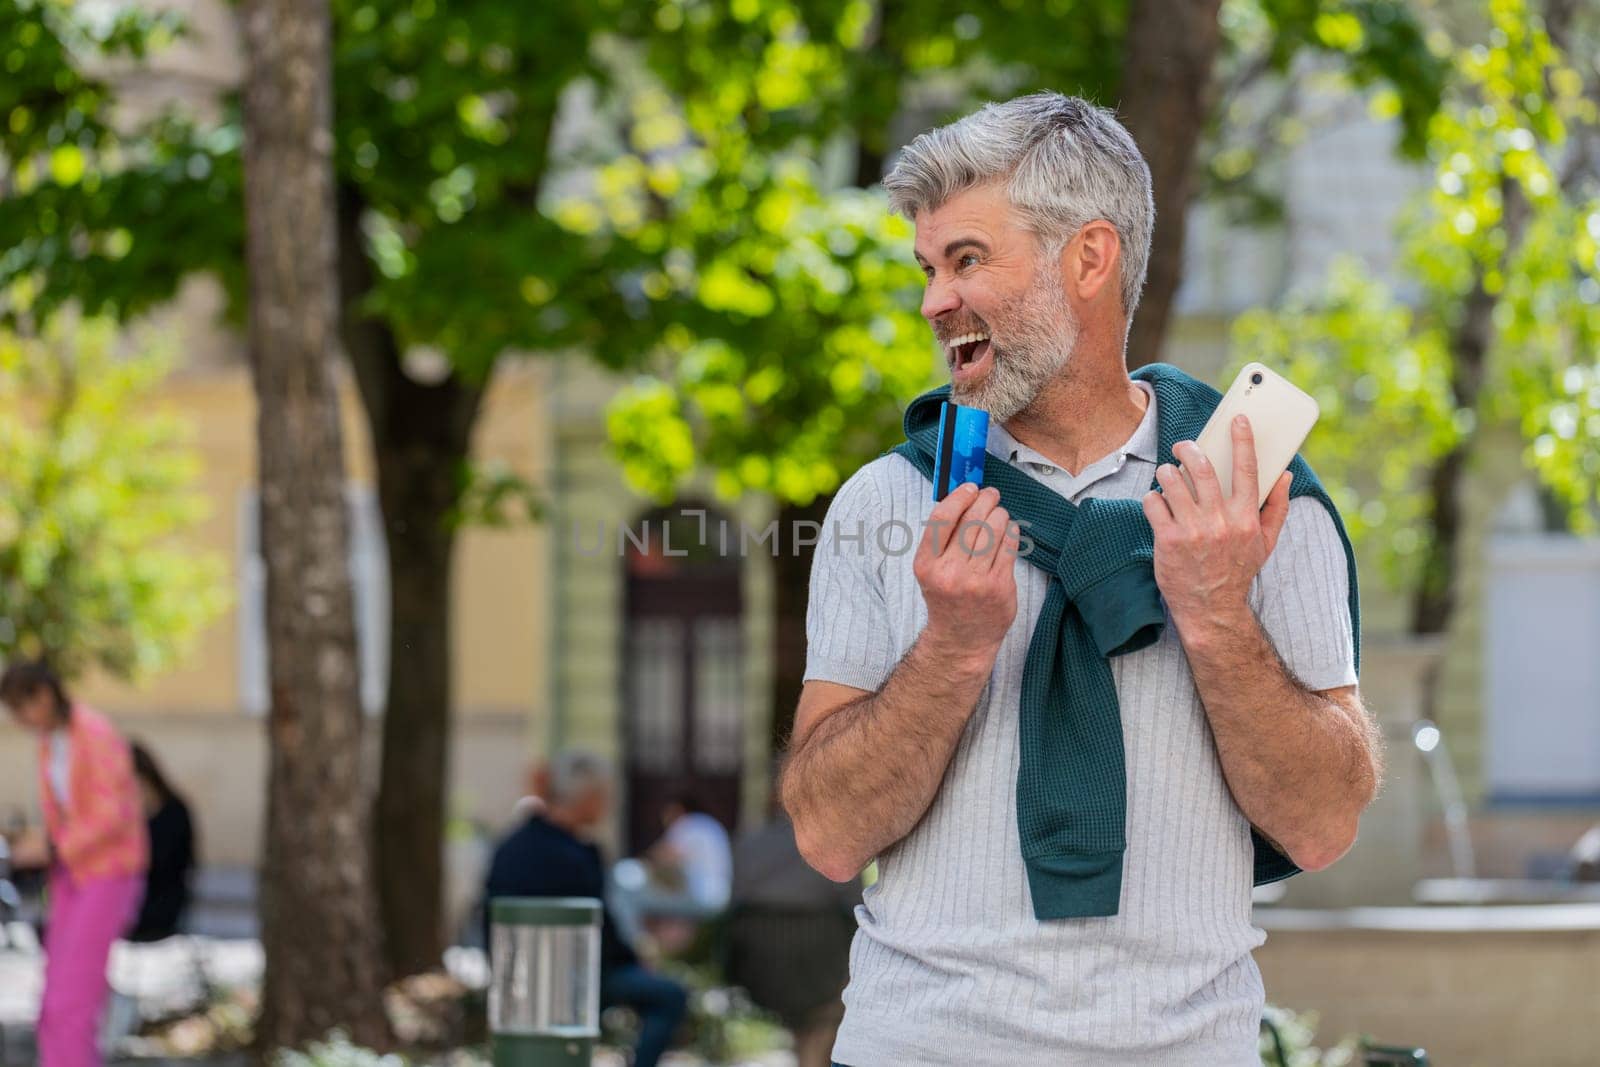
890;362;1361;919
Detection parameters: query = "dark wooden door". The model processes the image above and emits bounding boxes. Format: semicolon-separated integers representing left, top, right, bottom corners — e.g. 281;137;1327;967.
622;503;744;854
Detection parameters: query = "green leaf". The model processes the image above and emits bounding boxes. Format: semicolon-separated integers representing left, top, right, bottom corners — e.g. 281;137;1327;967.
0;318;229;681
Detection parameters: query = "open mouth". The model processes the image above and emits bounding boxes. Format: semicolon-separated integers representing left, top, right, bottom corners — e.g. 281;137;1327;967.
946;330;994;382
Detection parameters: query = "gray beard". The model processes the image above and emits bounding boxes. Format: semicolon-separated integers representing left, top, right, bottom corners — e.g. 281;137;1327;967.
950;275;1079;423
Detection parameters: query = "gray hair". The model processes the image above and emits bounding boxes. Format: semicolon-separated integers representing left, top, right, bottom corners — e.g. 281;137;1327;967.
545;748;613;805
884;92;1155;316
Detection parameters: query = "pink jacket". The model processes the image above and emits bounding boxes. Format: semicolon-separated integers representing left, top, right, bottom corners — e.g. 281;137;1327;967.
37;704;149;881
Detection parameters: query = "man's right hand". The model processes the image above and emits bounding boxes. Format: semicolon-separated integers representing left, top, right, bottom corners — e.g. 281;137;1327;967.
913;482;1019;662
784;481;1021;881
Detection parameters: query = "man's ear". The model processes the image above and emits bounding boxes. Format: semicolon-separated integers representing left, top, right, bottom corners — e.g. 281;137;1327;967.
1059;220;1121;306
530;762;551;798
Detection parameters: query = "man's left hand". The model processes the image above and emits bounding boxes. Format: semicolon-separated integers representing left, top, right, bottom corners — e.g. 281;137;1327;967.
1141;414;1291;628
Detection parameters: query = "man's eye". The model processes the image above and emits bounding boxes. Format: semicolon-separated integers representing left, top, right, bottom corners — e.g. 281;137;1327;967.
958;252;980;269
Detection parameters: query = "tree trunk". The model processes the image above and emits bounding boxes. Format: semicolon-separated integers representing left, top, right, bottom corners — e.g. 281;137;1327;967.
336;184;487;980
1411;0;1575;714
1411;444;1469;636
241;0;390;1049
849;0;893;188
1410;176;1529;637
1409;278;1488;638
1117;0;1225;369
370;399;480;978
768;496;832;758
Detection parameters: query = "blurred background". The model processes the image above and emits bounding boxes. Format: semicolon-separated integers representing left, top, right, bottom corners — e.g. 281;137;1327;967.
1;0;1599;1064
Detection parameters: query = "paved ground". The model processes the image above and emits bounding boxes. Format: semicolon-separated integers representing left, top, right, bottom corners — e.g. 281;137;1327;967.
0;952;39;1067
0;926;43;1064
2;936;263;1066
1;937;800;1066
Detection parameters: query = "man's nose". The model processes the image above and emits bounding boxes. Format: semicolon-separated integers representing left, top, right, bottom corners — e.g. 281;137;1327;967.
921;275;960;322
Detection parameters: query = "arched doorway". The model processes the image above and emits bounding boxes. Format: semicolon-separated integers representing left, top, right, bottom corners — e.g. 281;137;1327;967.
621;500;744;853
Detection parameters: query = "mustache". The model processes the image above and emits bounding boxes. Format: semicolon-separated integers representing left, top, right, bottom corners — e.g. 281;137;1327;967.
933;317;991;345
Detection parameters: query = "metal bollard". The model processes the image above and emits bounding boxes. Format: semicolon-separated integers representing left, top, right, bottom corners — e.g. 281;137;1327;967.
488;897;602;1066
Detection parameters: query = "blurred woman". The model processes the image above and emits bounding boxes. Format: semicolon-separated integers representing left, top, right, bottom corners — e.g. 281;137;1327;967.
127;741;196;943
0;658;148;1067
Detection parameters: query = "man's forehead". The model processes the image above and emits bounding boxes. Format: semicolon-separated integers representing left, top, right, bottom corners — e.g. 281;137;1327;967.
912;184;1022;257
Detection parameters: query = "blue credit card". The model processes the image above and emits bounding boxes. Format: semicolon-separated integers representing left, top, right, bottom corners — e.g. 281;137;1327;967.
932;401;990;501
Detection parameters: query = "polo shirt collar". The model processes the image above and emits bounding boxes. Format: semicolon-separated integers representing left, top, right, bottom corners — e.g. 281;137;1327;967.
986;380;1158;475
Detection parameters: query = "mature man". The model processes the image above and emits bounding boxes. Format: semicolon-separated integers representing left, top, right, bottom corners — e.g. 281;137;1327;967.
482;749;688;1067
780;92;1383;1066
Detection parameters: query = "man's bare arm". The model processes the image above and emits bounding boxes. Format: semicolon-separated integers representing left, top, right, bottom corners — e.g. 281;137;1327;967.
782;481;1020;883
1180;611;1382;870
780;632;998;882
1146;423;1381;872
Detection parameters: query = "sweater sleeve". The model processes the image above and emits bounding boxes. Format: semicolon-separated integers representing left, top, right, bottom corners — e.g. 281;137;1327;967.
1252;496;1359;693
52;721;143;873
803;464;898;694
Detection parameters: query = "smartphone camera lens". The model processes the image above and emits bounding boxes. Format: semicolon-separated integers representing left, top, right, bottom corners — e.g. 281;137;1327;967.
1250;371;1264;386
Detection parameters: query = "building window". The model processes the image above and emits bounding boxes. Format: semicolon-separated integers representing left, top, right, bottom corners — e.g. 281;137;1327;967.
237;486;390;715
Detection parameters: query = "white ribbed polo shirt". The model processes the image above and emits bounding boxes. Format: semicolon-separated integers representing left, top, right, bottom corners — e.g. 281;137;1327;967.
805;382;1357;1065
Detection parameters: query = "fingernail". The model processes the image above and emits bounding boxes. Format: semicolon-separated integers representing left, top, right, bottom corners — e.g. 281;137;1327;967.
1235;415;1247;427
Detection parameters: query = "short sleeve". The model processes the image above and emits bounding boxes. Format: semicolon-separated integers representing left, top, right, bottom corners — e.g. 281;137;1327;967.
803;465;898;693
1252;496;1359;693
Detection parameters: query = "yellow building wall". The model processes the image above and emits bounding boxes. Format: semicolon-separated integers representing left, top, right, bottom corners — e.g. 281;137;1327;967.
2;345;549;867
68;362;546;716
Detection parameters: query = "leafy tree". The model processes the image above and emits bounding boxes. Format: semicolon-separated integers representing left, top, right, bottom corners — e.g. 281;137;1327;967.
1;0;630;977
0;0;1447;976
0;2;232;323
0;318;227;681
242;0;393;1047
601;0;1448;756
1231;0;1600;644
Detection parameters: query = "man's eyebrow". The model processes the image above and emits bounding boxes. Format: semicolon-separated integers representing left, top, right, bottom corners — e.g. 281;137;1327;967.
914;237;991;266
944;237;989;259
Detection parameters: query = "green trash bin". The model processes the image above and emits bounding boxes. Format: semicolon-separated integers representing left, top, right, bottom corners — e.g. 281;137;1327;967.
489;896;602;1066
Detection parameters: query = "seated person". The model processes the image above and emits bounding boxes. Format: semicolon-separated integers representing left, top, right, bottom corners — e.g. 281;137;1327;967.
615;787;734;956
647;788;732;911
126;742;196;943
483;749;688;1067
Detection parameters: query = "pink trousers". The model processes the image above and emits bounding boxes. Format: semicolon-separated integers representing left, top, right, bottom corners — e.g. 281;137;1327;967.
38;866;144;1067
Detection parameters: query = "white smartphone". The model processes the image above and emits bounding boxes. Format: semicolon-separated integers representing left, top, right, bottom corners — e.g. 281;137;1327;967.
1183;362;1320;509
